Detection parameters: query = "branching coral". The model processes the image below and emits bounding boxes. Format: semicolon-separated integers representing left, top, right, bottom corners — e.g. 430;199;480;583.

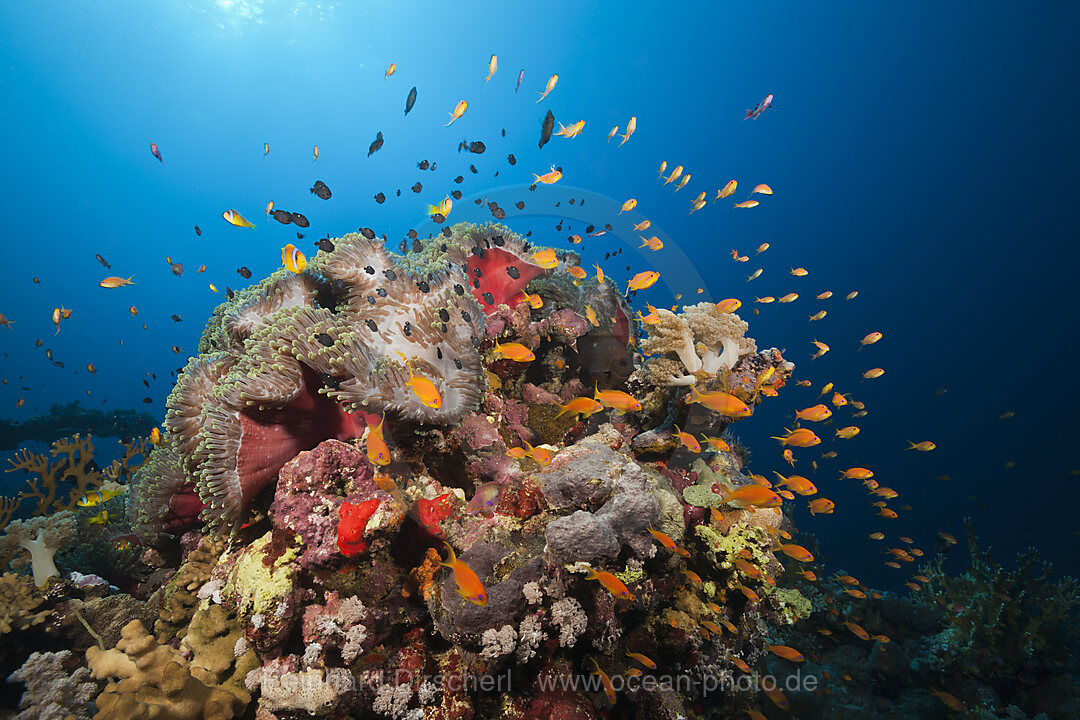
5;434;121;516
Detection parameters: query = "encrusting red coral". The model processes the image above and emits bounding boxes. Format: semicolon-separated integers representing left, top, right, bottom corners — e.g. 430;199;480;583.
337;499;381;556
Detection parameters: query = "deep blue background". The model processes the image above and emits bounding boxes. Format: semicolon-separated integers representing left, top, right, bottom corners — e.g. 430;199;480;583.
1;1;1077;589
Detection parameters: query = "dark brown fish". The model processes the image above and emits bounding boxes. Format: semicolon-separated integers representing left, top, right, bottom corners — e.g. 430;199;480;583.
194;225;202;236
374;192;386;204
515;201;525;210
272;209;294;224
576;335;633;388
451;190;462;200
368;131;384;156
143;397;153;403
469;165;477;174
507;154;516;166
171;314;182;322
406;229;417;239
359;227;376;240
405;86;417;116
454;175;464;184
95;254;110;269
311;180;332;200
418;159;430;170
411;182;422;193
292;213;310;228
296;232;305;239
539;110;554;149
317;238;335;252
237;266;252;279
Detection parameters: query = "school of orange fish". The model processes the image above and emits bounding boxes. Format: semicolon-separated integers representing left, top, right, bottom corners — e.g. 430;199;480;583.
0;55;981;713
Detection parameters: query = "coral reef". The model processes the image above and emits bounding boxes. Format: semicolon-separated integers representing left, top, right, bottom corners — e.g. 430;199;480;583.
6;649;96;720
0;510;78;585
85;618;245;720
0;401;156;451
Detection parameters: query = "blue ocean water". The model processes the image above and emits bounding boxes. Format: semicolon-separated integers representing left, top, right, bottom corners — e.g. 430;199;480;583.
0;0;1077;599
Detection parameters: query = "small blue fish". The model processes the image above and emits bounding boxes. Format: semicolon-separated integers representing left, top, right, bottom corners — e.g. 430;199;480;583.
466;481;502;517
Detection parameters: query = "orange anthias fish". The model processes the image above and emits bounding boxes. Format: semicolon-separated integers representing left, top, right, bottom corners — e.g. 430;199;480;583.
673;425;701;452
771;428;821;447
795;404;832;422
365;414;391;466
906;440;936;451
717;180;737;199
862;368;885;380
734;200;759;209
519;291;543;309
648;524;679;553
688;387;751;418
625;651;657;670
627;271;660;292
860;331;883;348
585;567;635;601
721;484;782;509
590;658;617;705
835;426;860;439
767;645;805;662
842;467;874;480
619;115;637;145
440;542;487;605
532;165;563;185
773;472;817;496
537;73;559;103
594;387;641;412
808;498;835;515
780;544;814;562
385;62;396;78
446;100;468;126
401;356;442;408
555;119;585;138
619;198;638;214
555;396;604;418
701;435;730;452
845;621;870;641
715;298;742;313
752;183;774;196
529;248;559;268
99;276;135;288
494;342;535;362
483;54;497;84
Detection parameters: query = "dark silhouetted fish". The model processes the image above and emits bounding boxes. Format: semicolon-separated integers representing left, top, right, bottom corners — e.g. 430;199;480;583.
95;254;110;269
311;180;332;199
539;110;554;149
405;86;417;115
292;212;310;228
508;153;516;165
412;182;422;193
466;140;485;154
374;192;386;204
418;159;430;170
576;335;633;389
318;238;335;252
368;131;384;156
272;209;294;225
194;225;201;236
237;266;252;278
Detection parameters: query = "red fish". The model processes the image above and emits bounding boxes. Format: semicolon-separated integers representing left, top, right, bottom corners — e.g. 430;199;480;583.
150;142;163;165
745;93;774;120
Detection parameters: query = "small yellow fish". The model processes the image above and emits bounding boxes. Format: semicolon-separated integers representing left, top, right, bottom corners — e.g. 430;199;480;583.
484;54;497;84
619;198;637;214
752;183;773;195
532;165;562;185
150;427;162;445
639;235;663;251
790;267;808;277
663;165;684;186
385;62;396;78
567;265;587;280
446;100;468;126
585;305;599;327
99;276;135;288
555;119;585;138
817;290;833;299
313;145;319;160
674;173;691;192
537;73;558;103
265;200;274;217
529;248;559;269
263;142;269;157
607;125;619;141
733;200;759;209
222;209;255;228
620;115;636;145
846;290;859;300
717;180;737;199
747;268;763;281
519;291;543;309
862;368;885;380
809;310;827;321
627;271;660;292
494;342;535;362
835;426;860;439
906;440;936;452
860;331;883;348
